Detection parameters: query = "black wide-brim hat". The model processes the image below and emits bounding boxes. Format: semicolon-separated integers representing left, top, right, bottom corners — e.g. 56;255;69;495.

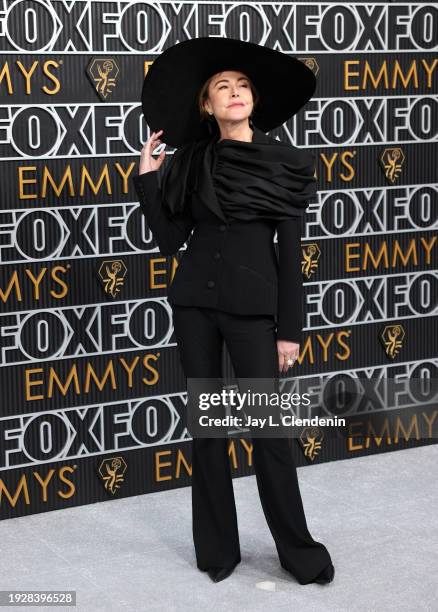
141;37;317;148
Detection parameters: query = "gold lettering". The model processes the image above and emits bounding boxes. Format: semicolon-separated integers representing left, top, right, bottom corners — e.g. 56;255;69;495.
345;237;436;272
80;165;111;196
345;243;361;272
344;60;360;90
16;60;39;94
0;475;30;506
421;236;437;264
175;449;192;479
317;333;335;362
33;469;55;502
119;357;140;388
155;450;173;481
50;266;69;298
422;411;438;437
115;162;135;194
24;268;47;300
0;62;13;93
42;60;61;94
363;242;389;270
392;60;418;89
300;335;315;364
18;166;38;199
84;362;116;393
48;365;81;398
320;152;338;182
343;59;438;91
41;166;75;197
0;271;22;302
363;61;389;89
393;415;420;443
150;258;168;289
25;368;45;401
142;354;160;385
422;59;438;88
239;439;253;467
340;151;355;181
336;331;351;360
58;466;76;499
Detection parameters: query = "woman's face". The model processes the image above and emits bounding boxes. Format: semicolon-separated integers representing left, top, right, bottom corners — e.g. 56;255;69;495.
204;70;253;125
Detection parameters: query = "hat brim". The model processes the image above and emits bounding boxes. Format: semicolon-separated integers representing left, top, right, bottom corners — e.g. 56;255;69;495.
141;37;316;148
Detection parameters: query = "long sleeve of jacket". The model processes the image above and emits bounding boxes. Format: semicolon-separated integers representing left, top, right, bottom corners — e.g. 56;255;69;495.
132;170;195;256
275;216;304;343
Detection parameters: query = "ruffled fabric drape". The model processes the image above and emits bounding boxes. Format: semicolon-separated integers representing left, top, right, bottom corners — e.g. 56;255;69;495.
160;131;317;221
209;138;316;221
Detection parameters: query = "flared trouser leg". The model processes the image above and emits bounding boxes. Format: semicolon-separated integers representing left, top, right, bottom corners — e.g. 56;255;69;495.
171;305;241;570
171;304;332;583
190;436;241;570
218;308;332;584
250;437;331;583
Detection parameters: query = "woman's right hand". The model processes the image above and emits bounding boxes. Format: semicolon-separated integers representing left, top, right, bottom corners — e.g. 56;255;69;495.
139;129;166;175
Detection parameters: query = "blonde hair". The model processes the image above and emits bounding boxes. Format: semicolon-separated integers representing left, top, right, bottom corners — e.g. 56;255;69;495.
198;72;260;124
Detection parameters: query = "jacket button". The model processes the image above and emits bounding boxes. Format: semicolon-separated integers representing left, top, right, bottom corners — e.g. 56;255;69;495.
219;224;226;232
207;280;215;288
214;251;221;259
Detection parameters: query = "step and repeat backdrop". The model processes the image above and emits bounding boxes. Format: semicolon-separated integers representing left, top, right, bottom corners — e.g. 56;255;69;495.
0;1;437;519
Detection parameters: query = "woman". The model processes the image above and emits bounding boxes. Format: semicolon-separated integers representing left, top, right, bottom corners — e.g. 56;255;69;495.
132;38;335;585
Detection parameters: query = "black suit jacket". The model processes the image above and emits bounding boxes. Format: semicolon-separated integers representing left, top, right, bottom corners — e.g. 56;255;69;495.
132;128;306;343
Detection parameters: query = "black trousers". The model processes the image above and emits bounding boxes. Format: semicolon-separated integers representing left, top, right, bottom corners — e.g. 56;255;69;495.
171;304;332;584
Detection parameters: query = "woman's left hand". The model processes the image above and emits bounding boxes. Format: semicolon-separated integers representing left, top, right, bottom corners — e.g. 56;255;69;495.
277;340;299;374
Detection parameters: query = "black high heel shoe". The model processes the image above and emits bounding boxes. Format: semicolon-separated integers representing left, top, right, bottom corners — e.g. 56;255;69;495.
312;562;335;584
207;560;239;583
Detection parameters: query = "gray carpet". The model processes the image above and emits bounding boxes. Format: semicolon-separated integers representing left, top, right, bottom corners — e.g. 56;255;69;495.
1;444;437;611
